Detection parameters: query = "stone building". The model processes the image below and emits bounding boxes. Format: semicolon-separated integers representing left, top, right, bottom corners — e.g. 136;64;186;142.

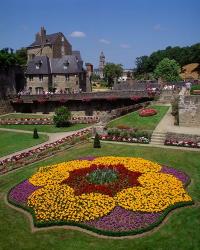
26;27;90;94
27;27;72;60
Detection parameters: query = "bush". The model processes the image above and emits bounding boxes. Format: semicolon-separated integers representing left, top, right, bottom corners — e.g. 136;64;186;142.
93;133;101;148
171;98;179;125
33;128;39;139
53;106;71;127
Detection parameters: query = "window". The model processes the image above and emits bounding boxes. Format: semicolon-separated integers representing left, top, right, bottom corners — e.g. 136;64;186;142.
54;74;57;78
35;87;43;94
63;60;69;70
28;75;33;81
39;75;43;81
35;60;42;69
65;74;69;81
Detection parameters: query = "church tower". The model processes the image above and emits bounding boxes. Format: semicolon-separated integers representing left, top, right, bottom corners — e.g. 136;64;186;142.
99;51;105;78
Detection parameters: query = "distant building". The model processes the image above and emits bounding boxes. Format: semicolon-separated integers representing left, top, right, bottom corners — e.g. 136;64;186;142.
118;69;133;82
25;27;90;94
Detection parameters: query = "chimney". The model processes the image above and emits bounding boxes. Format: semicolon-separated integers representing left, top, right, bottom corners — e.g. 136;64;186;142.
40;26;46;43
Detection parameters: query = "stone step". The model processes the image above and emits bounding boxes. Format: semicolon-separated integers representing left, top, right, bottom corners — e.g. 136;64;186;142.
151;139;166;142
150;131;166;145
151;135;166;139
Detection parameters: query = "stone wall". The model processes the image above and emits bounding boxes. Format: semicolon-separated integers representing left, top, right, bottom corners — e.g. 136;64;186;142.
0;67;25;97
52;36;72;57
52;74;79;92
26;76;49;94
179;95;200;127
0;99;14;115
158;90;179;103
27;46;53;61
27;36;72;60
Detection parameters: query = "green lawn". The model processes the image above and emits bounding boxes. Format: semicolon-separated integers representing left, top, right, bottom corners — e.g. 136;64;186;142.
0;124;89;133
108;105;169;130
0;131;48;157
0;142;199;250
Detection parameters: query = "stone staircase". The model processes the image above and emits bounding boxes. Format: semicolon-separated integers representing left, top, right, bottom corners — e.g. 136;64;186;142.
150;131;167;146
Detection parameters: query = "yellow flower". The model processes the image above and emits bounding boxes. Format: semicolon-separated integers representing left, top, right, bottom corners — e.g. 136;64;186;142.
27;157;192;222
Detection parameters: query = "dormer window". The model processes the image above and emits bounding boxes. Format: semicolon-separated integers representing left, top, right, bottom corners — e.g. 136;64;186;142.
63;60;69;70
75;56;79;63
35;60;42;69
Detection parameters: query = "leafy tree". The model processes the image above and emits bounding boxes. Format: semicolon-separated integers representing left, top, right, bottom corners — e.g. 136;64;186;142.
0;47;27;69
93;133;101;148
33;128;39;139
103;63;123;87
16;47;27;66
53;106;71;127
154;58;181;82
91;73;100;82
134;43;200;78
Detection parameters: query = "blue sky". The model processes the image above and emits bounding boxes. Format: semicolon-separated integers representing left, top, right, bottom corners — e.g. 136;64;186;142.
0;0;199;68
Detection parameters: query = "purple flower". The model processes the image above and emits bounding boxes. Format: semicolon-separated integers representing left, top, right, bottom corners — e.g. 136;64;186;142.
78;156;96;161
161;165;189;184
9;180;41;204
85;206;161;232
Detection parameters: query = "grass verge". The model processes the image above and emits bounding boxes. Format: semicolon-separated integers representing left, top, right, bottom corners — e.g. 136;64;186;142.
0;131;48;157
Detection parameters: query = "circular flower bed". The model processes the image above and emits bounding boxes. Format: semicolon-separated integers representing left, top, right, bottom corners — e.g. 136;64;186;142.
138;108;157;117
8;157;193;237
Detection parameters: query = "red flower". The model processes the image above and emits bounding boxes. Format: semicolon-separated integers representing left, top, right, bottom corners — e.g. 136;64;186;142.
138;108;157;117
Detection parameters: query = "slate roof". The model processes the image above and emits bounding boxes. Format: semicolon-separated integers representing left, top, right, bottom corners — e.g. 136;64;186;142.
28;32;63;48
26;55;84;75
26;56;51;75
50;55;84;74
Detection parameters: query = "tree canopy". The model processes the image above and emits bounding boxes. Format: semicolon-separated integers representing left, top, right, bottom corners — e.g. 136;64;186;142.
134;43;200;79
154;58;181;82
103;63;123;87
0;47;27;70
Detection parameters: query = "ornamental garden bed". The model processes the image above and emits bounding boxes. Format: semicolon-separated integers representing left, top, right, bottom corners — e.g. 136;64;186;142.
0;116;99;125
138;108;157;117
101;128;152;144
8;156;193;237
164;133;200;148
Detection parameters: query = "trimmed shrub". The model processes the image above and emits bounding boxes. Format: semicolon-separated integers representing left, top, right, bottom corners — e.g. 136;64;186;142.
33;128;39;139
93;133;101;148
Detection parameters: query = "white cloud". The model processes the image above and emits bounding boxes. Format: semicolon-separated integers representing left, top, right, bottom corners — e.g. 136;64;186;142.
99;39;111;44
120;44;131;49
70;31;86;38
153;24;162;31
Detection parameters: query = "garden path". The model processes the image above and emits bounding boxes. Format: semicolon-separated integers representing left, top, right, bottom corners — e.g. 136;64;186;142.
0;126;92;161
153;105;200;135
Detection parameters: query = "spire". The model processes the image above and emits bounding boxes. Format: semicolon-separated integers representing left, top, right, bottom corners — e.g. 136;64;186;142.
99;51;105;79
